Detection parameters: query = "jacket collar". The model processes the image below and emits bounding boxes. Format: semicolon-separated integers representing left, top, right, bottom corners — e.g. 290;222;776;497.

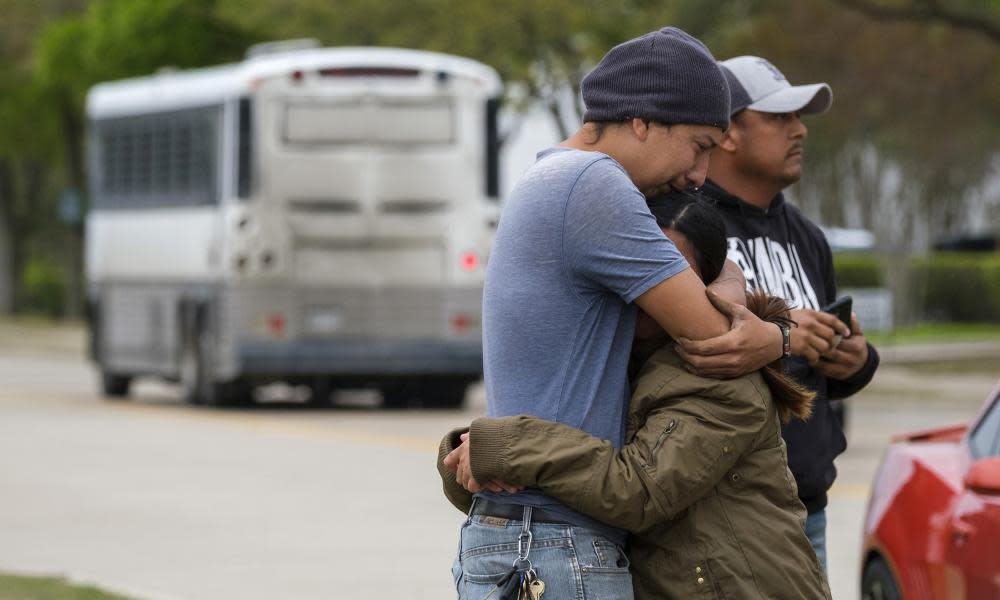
703;179;785;218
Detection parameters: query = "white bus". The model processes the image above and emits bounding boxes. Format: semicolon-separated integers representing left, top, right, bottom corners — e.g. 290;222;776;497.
85;42;502;407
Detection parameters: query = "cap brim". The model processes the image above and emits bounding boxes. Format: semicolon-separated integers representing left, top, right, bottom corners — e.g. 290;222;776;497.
747;83;832;115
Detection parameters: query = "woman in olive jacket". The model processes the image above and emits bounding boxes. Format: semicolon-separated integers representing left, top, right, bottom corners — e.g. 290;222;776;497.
438;195;831;600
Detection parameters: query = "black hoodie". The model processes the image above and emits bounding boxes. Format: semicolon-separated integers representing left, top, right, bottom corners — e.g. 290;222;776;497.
703;180;880;514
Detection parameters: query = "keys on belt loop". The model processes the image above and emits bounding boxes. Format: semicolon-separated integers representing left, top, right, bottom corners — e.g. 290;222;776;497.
514;506;533;568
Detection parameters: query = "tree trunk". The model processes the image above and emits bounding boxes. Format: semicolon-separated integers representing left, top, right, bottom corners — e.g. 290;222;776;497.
546;99;570;140
60;98;86;319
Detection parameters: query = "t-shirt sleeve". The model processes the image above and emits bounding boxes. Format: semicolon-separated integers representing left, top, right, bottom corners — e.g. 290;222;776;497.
563;158;689;302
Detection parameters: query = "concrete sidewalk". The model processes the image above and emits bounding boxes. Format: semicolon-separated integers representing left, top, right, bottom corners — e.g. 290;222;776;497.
877;339;1000;364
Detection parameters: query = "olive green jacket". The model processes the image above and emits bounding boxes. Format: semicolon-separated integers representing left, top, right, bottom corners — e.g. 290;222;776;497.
437;344;830;600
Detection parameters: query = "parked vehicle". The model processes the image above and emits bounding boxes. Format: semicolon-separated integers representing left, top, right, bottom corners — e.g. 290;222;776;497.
860;381;1000;599
933;232;1000;252
85;41;502;407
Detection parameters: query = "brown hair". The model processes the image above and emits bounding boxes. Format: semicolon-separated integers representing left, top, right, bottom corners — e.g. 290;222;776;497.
744;290;815;423
643;196;814;423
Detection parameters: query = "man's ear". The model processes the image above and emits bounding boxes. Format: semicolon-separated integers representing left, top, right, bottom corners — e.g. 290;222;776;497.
630;117;651;142
718;126;739;153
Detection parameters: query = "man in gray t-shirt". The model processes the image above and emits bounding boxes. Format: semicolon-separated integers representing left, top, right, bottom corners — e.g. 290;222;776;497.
478;148;689;540
485;148;687;447
446;28;786;600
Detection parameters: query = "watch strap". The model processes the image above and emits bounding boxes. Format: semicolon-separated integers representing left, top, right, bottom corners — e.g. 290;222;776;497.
778;323;792;358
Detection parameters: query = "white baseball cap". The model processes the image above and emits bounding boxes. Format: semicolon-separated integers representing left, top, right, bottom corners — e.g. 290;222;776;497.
719;55;832;116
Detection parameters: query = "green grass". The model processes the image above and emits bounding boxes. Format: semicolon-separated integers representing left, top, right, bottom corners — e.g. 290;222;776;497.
0;573;135;600
867;322;1000;346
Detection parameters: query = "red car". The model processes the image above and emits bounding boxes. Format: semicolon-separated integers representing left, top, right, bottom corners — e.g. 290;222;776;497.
861;381;1000;600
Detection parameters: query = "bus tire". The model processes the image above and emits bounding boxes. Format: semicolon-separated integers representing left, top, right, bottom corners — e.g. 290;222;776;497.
308;378;334;407
179;330;203;405
381;377;468;409
101;372;132;399
202;378;252;408
179;324;251;407
423;378;469;409
380;381;419;409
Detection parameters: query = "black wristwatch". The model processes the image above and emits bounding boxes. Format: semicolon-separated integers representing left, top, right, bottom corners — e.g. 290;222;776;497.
776;322;792;358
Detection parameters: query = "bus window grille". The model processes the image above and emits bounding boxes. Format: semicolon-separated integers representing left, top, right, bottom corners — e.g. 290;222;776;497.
152;120;171;192
175;125;191;192
136;125;153;194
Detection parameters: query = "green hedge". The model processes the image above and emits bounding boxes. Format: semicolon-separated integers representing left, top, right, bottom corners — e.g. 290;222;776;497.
834;252;1000;322
913;253;1000;322
22;257;65;318
832;253;881;288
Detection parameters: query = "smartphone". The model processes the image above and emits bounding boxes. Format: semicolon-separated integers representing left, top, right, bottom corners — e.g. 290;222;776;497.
821;295;853;327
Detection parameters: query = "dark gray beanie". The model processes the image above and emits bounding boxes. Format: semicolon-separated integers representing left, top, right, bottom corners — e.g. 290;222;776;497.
581;27;731;130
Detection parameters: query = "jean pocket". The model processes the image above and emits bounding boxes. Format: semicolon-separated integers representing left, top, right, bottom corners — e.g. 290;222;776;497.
580;567;634;600
462;569;516;600
460;545;519;599
583;540;629;572
591;540;631;571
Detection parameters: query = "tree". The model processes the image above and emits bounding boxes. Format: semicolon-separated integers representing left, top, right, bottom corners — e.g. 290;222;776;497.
0;0;86;314
25;0;260;317
831;0;1000;43
218;0;737;138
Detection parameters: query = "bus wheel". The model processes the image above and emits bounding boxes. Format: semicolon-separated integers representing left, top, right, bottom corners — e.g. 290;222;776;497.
308;378;334;407
179;329;251;407
422;378;469;409
179;332;203;405
380;380;422;409
203;379;252;408
381;378;468;409
101;372;132;399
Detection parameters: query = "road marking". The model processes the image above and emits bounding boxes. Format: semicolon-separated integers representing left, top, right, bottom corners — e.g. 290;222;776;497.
93;398;444;453
829;482;871;498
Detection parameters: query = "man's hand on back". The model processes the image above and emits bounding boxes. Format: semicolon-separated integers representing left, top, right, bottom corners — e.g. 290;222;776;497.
674;289;783;379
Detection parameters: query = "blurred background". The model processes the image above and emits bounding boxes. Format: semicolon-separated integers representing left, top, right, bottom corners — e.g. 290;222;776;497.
0;1;998;599
1;0;998;326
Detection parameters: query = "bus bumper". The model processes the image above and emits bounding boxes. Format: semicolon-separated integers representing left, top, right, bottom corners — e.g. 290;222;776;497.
236;338;483;377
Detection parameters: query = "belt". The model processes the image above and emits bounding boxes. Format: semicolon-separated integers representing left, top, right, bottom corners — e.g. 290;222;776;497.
471;499;574;525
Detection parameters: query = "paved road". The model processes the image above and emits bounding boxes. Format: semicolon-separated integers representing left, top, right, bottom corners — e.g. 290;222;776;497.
0;322;997;599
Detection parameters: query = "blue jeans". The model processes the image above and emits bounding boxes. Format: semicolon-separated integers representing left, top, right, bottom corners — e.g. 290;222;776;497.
804;509;828;573
451;506;634;600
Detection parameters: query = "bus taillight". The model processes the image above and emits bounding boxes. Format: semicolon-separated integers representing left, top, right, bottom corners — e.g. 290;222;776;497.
267;313;286;337
291;70;304;83
451;313;469;333
459;251;479;271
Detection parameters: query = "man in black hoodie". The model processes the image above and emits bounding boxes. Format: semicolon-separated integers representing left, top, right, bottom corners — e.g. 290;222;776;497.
677;56;880;571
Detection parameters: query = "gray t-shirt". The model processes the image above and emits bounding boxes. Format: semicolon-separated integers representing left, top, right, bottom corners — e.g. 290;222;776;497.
480;147;688;539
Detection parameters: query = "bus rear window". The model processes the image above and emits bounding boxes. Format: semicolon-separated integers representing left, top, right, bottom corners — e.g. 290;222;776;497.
283;99;453;145
284;101;367;144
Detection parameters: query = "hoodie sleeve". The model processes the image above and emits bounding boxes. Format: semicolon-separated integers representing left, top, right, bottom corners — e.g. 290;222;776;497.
827;342;880;399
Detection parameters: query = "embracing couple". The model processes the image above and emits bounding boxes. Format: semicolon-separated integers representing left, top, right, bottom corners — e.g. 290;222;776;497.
437;26;878;600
